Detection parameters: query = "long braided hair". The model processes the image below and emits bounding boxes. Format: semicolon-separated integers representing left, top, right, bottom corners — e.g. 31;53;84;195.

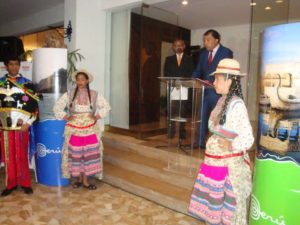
218;74;244;125
69;72;93;110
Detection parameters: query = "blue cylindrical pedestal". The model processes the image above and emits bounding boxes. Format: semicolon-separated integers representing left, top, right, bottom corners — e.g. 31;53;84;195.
35;120;69;186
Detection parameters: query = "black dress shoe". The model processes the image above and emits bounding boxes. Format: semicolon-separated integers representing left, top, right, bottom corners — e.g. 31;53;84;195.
21;186;33;195
1;186;17;197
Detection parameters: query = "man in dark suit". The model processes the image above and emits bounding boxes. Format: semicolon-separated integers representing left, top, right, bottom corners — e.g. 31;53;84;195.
192;30;233;149
164;39;194;139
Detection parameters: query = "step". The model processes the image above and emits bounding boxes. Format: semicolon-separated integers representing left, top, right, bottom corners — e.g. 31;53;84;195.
103;162;192;214
104;146;197;190
102;132;202;169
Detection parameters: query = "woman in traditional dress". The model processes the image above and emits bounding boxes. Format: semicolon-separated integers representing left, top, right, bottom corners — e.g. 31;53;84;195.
53;69;111;190
188;59;254;225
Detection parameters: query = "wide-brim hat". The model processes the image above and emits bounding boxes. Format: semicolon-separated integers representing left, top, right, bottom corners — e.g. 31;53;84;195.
71;69;94;83
210;58;246;76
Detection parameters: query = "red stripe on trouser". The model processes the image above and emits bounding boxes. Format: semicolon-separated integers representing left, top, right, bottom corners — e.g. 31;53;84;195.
0;131;7;186
2;130;31;189
0;131;5;164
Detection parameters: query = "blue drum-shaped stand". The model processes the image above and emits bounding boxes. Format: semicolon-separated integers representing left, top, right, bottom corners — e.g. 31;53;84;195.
34;120;69;186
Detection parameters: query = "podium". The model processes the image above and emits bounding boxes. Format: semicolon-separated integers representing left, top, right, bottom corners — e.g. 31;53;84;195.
158;77;212;176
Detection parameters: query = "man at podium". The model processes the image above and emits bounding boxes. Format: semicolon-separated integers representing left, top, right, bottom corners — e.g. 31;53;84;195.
164;39;194;139
192;30;233;149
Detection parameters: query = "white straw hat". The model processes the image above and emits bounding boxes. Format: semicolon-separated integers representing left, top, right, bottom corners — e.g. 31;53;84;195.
71;69;94;83
210;58;246;76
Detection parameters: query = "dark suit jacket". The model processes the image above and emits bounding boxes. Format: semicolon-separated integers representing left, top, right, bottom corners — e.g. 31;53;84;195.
164;54;194;78
192;44;233;81
192;44;233;99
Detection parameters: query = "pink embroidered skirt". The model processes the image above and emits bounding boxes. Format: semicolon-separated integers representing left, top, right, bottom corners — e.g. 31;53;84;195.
68;133;101;177
188;163;236;225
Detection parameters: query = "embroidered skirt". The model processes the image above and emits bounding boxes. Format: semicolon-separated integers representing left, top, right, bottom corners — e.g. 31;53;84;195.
68;133;101;177
188;163;237;225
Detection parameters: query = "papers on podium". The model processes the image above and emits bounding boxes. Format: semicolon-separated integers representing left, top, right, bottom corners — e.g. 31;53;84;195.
171;87;188;100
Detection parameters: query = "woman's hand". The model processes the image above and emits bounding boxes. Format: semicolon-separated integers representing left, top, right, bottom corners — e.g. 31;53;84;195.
88;114;97;121
217;138;232;150
21;123;30;132
67;115;75;121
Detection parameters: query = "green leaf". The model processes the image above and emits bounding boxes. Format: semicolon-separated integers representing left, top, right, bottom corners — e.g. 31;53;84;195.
67;49;85;77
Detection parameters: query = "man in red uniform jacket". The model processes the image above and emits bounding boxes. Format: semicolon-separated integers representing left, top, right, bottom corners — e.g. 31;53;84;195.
0;55;39;196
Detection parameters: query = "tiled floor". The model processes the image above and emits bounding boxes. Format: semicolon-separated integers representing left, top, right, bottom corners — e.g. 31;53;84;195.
0;172;204;225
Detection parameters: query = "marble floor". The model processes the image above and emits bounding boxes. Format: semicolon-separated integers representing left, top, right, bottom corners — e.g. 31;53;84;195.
0;172;204;225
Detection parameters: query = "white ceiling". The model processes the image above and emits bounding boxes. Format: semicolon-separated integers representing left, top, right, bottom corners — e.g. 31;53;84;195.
0;0;63;27
153;0;252;29
0;0;299;33
0;0;252;30
154;0;300;29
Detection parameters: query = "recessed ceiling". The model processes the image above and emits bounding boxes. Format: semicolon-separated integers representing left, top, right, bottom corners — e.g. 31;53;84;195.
0;0;299;33
153;0;252;29
0;0;63;27
151;0;300;29
251;0;300;24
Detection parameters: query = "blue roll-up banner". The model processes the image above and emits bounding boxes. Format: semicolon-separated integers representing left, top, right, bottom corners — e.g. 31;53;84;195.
250;23;300;225
32;48;68;186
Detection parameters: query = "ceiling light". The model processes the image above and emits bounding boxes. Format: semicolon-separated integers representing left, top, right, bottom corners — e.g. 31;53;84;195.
250;2;256;6
265;6;271;10
275;0;283;3
182;0;188;5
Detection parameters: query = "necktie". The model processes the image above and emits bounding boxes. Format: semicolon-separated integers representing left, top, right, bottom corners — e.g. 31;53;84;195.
208;51;213;67
177;54;182;66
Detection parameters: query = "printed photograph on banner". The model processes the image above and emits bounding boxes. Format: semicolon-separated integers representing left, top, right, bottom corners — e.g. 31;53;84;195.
32;48;68;120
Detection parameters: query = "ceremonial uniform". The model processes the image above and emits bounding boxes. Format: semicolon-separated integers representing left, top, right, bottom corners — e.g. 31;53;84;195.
0;74;39;192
